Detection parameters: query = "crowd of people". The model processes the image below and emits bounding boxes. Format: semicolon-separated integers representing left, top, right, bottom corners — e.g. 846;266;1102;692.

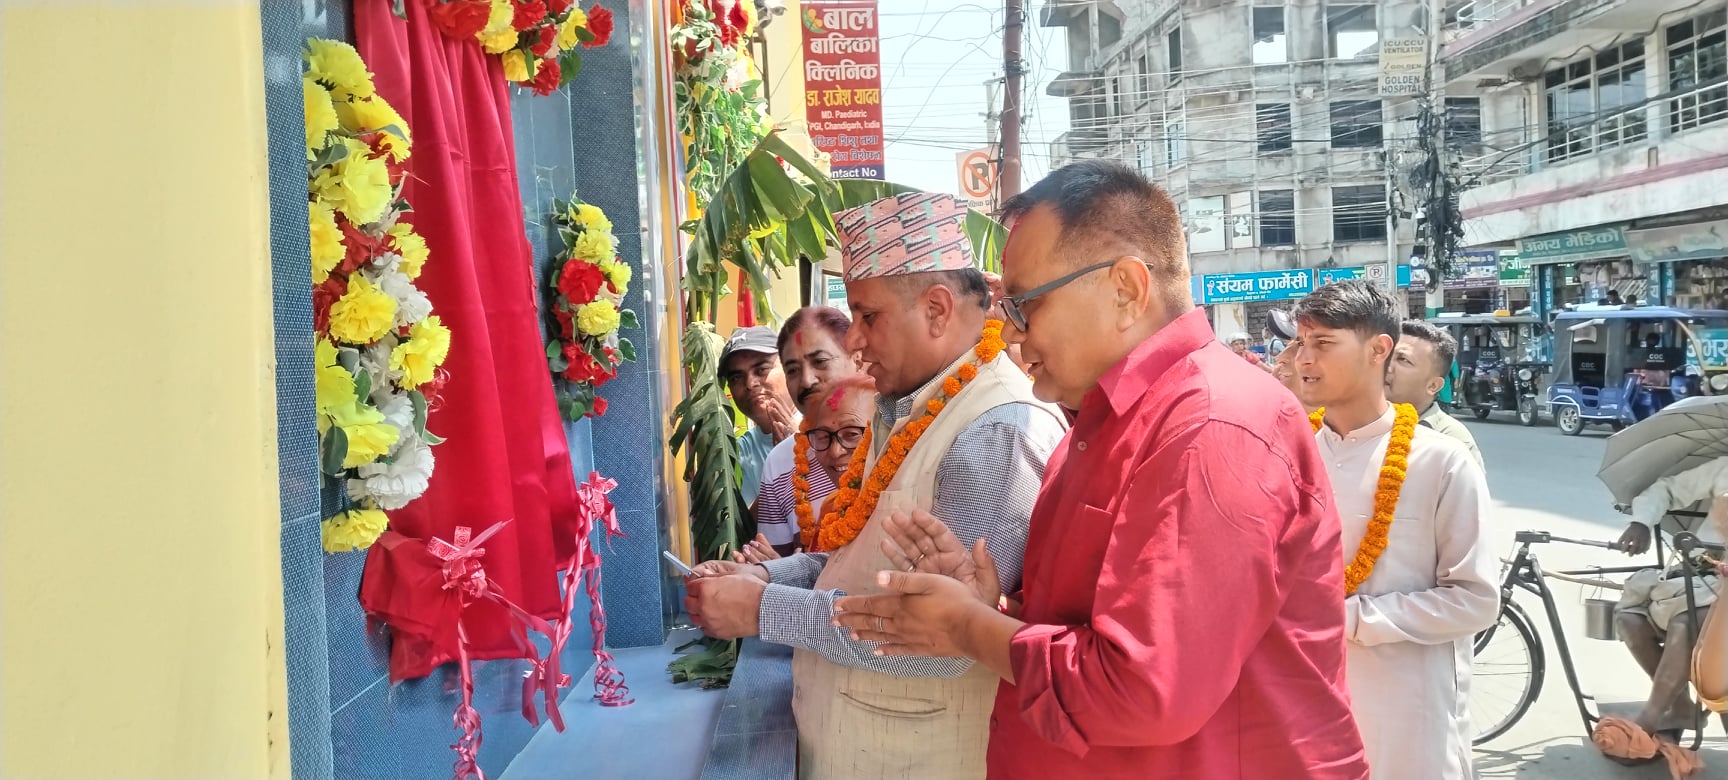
677;160;1727;779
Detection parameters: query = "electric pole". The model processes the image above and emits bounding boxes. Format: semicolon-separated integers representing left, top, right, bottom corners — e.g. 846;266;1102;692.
1421;0;1451;318
1000;0;1024;200
984;79;1001;146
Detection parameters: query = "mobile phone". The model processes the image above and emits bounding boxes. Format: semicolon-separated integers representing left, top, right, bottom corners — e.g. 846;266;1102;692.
662;550;696;577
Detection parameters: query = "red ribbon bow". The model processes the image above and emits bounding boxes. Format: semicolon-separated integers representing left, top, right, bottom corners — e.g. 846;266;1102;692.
415;473;635;779
428;524;505;599
426;522;513;780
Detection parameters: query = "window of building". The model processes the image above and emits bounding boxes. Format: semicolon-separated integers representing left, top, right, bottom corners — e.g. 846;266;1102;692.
1136;51;1152;96
1166;121;1187;166
1257;103;1293;152
1327;5;1379;59
1253;7;1288;64
1543;40;1647;163
1444;97;1483;147
1330;100;1383;148
1667;9;1727;134
1168;27;1183;82
1259;190;1296;246
1135;137;1155;175
1333;185;1387;243
1100;11;1123;48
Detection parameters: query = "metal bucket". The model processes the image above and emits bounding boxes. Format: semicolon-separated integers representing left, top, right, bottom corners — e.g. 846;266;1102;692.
1584;598;1619;640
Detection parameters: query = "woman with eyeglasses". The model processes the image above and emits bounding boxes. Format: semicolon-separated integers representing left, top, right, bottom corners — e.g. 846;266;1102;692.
714;306;867;562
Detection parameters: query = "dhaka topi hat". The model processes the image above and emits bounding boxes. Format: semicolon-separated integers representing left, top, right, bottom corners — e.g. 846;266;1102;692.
834;192;975;281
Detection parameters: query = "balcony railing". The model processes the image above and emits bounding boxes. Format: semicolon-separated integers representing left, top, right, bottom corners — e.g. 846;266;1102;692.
1444;0;1540;42
1456;148;1531;189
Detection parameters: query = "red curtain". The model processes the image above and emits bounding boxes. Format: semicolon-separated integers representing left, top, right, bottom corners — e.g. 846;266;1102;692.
354;0;582;681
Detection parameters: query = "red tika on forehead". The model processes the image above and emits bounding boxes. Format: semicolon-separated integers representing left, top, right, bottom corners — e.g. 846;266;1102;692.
822;375;877;412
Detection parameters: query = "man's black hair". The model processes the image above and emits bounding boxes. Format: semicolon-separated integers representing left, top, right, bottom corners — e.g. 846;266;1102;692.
886;267;992;311
1293;279;1400;345
1399;319;1457;378
998;160;1188;293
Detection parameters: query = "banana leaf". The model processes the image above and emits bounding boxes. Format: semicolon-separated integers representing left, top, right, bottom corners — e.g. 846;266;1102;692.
667;322;751;561
667;636;739;688
681;132;1008;325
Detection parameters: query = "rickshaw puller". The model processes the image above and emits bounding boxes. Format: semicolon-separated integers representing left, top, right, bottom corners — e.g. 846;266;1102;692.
1601;456;1728;756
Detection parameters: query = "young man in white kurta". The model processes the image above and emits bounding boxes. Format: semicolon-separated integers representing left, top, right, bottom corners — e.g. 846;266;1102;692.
1295;280;1501;780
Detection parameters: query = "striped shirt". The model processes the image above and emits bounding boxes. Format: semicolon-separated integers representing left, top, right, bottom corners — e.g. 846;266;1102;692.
755;437;839;547
757;370;1065;677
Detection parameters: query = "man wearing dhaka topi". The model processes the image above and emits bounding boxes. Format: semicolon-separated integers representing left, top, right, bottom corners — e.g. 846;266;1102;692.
831;161;1368;778
1293;280;1500;779
683;191;1066;779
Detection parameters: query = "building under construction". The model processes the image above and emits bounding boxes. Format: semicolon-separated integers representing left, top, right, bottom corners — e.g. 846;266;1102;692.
1040;0;1436;337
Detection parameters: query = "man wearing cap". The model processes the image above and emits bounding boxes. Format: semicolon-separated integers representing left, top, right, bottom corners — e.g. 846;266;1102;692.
1266;308;1296;360
719;325;800;508
684;192;1066;779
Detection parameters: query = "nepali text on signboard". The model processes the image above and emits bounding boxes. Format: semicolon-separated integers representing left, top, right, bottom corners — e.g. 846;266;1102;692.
1697;328;1728;371
1377;38;1426;97
1197;270;1314;305
1445;251;1502;290
803;1;886;180
1499;251;1529;287
1517;226;1628;265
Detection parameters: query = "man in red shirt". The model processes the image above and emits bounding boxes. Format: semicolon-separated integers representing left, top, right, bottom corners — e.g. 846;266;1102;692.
832;160;1368;778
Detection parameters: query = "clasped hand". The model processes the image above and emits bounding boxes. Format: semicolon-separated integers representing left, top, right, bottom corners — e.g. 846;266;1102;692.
831;510;1003;657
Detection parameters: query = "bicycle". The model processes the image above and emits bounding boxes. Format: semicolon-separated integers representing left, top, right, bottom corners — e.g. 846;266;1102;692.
1471;523;1724;749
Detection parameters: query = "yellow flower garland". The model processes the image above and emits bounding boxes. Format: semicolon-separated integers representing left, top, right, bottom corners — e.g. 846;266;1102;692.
1310;403;1419;595
810;321;1008;552
305;38;451;554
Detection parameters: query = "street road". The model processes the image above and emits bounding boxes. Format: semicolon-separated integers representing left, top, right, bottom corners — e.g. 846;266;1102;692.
1465;414;1727;778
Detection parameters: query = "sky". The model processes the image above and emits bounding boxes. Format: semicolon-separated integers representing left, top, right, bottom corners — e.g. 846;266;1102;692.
872;1;1073;198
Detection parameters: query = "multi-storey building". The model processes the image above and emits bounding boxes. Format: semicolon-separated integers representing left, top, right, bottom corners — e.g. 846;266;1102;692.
1043;0;1434;337
1443;0;1728;317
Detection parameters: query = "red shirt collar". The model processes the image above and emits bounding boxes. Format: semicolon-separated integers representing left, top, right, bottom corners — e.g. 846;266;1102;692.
1093;307;1212;417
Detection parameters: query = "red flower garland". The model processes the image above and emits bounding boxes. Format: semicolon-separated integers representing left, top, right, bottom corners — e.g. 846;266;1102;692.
586;4;615;46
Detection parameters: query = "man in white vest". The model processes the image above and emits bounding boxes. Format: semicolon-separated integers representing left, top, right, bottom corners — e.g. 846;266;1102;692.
685;192;1067;779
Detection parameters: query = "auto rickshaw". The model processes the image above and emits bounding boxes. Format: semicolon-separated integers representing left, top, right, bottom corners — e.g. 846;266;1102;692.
1434;313;1551;426
1545;306;1728;435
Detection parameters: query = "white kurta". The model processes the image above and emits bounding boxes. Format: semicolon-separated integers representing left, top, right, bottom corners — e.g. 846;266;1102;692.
1318;405;1501;780
1630;456;1728;546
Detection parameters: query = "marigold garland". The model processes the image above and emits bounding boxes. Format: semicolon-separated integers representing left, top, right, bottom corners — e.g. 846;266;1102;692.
794;430;818;550
1310;403;1418;595
811;320;1008;552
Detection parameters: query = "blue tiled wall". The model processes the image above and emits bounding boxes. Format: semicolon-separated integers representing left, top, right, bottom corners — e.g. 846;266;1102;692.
266;1;651;777
262;2;343;776
570;0;677;650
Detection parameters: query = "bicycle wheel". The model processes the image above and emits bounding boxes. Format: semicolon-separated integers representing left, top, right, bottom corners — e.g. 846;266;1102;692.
1471;599;1546;745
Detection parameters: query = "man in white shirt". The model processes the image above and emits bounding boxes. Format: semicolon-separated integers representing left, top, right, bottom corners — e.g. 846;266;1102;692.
1386;320;1484;469
1293;280;1500;779
1606;456;1728;753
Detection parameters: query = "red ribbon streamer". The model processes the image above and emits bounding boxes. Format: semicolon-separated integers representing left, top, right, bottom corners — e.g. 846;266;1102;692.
427;522;512;780
424;472;633;780
522;472;632;730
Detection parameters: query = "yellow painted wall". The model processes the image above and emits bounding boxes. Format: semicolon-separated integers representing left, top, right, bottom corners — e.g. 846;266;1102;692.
0;4;288;778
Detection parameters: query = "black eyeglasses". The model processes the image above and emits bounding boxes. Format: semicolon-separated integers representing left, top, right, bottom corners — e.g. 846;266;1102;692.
806;426;866;452
999;260;1122;332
